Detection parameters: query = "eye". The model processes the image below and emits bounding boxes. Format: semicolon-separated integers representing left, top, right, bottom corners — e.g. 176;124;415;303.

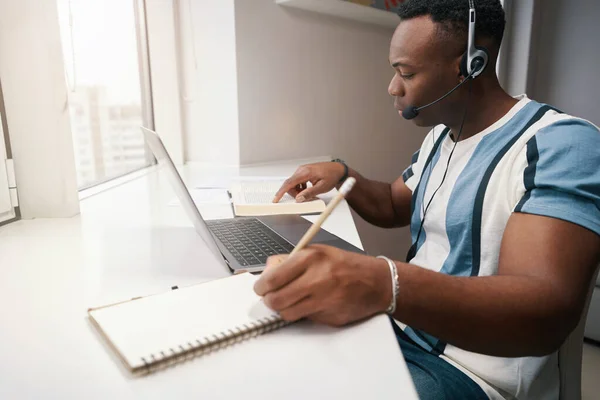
400;73;415;80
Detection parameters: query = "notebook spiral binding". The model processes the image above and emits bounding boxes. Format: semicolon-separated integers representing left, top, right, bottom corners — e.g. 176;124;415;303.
138;314;289;375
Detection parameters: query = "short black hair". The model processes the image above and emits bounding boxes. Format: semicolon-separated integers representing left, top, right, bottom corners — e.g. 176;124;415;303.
396;0;505;49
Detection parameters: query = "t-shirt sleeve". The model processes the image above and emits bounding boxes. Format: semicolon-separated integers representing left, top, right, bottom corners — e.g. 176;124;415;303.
402;127;440;192
513;118;600;236
401;148;422;191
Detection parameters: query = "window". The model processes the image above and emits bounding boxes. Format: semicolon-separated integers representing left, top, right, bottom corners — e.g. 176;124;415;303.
57;0;154;189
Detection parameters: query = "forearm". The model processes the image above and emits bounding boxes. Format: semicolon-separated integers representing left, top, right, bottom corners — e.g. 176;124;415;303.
340;168;404;228
390;262;576;357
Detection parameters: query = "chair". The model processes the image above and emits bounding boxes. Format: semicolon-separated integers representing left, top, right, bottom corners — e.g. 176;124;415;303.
558;265;600;400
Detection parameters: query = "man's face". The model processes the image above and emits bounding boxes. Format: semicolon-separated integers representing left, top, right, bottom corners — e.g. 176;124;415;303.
388;16;464;127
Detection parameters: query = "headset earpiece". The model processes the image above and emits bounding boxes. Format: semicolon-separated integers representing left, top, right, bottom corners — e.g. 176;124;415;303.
460;45;490;78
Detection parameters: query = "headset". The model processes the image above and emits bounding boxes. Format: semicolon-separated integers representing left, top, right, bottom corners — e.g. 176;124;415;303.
404;0;488;263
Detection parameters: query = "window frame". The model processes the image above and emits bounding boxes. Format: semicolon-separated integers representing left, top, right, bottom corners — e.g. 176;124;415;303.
134;0;156;165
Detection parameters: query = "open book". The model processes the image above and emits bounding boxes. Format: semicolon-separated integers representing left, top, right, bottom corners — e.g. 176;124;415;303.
88;273;289;375
229;180;326;216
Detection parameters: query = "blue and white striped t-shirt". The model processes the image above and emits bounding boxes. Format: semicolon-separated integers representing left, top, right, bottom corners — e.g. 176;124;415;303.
398;95;600;400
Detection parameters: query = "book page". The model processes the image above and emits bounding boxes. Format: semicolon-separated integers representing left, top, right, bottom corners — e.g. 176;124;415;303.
237;180;296;204
89;273;277;371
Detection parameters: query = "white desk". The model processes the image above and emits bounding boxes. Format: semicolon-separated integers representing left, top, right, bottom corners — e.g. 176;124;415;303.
0;162;417;399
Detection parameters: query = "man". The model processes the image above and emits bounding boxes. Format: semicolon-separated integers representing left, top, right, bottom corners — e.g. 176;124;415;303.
254;0;600;399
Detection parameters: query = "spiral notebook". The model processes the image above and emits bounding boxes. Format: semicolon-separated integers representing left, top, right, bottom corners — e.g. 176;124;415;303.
88;273;289;375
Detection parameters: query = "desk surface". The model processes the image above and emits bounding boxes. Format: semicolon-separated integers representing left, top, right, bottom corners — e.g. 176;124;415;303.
0;161;417;399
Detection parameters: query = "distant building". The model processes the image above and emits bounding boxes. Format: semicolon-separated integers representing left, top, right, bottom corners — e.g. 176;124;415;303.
68;86;149;187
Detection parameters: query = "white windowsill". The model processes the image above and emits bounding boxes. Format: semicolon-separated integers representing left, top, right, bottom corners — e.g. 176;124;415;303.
78;164;159;201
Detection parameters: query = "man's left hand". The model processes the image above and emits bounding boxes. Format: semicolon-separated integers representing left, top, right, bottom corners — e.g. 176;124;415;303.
253;245;392;326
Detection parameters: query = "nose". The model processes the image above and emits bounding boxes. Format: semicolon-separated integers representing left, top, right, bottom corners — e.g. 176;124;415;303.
388;73;404;98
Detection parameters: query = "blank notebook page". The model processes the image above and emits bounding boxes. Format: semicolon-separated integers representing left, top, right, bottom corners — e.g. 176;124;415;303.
89;273;276;370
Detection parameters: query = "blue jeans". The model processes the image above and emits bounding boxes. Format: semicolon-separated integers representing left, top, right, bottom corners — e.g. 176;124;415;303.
391;320;489;400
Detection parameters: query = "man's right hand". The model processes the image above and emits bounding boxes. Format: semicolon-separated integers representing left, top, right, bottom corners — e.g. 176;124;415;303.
272;162;346;203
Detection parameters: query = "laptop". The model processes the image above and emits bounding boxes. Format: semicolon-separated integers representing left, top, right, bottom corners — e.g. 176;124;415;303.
141;127;365;274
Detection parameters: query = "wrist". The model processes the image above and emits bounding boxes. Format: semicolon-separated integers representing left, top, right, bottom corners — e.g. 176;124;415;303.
331;158;348;184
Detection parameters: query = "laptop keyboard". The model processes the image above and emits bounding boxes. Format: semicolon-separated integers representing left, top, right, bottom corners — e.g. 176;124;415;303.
206;218;295;266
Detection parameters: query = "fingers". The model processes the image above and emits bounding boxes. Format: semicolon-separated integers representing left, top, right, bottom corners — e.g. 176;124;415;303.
263;267;314;311
295;180;327;203
254;250;315;296
285;183;307;200
272;167;311;203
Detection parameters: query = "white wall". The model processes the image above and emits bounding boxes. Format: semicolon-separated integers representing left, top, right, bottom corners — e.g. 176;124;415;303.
527;0;600;126
177;0;240;165
233;0;428;258
0;0;79;218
